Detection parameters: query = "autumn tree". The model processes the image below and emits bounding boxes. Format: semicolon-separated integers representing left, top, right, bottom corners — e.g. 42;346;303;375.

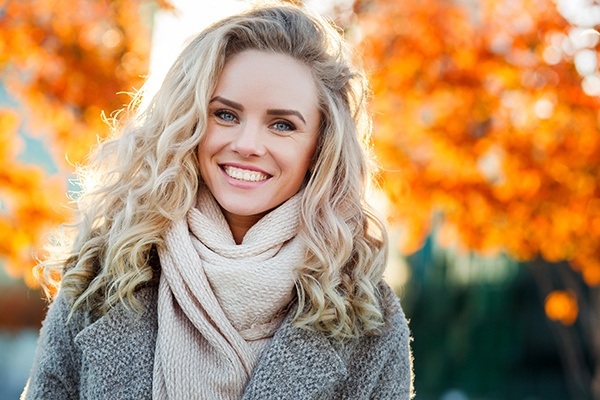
354;0;600;396
0;0;155;285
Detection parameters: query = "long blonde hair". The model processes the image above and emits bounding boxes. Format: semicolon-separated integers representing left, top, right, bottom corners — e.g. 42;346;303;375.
37;2;388;339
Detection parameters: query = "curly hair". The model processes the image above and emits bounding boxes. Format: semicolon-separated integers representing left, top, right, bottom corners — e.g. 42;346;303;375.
37;1;389;340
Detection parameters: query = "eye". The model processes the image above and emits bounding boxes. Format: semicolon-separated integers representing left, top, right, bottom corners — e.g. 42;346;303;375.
214;110;238;123
271;120;296;133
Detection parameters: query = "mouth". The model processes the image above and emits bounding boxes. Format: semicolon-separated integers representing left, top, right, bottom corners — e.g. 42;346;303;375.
221;165;271;182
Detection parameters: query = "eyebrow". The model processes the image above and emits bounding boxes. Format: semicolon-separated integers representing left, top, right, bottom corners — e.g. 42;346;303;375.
267;109;306;124
210;96;307;124
210;96;244;111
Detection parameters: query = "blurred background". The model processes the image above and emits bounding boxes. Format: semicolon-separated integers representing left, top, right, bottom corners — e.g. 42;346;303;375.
0;0;599;399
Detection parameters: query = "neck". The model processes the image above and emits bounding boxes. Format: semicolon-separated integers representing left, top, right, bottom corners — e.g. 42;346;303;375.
221;209;266;244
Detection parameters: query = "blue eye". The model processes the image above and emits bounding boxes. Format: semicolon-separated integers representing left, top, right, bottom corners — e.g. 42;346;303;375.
215;110;237;123
272;121;295;132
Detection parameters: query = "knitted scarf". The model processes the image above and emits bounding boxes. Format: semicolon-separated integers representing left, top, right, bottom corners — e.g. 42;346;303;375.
153;188;304;399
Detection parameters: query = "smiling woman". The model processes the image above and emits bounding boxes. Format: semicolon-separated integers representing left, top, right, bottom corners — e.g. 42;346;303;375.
22;2;414;399
199;50;320;243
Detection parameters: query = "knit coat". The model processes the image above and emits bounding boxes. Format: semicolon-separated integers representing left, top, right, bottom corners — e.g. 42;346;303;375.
22;279;413;399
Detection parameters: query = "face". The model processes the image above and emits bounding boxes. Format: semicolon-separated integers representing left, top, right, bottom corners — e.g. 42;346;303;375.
198;50;320;232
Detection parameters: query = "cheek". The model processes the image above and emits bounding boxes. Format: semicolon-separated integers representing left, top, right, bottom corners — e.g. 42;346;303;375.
291;143;318;180
197;129;220;164
196;137;214;180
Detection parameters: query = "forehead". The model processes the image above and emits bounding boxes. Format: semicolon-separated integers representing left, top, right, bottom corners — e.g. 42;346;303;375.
213;50;319;114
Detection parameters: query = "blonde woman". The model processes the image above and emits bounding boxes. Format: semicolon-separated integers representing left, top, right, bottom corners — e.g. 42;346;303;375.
23;2;413;399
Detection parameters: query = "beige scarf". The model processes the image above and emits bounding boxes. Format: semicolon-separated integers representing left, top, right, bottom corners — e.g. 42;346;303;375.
153;188;304;400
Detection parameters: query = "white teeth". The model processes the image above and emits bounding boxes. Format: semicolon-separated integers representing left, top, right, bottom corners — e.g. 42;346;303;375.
223;165;269;182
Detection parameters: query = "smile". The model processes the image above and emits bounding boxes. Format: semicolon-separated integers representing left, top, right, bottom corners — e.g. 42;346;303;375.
222;165;270;182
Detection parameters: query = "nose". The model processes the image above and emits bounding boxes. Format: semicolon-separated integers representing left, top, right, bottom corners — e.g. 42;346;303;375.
230;122;266;158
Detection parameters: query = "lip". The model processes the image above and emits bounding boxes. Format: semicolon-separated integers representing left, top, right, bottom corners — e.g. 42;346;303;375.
218;163;272;189
219;162;270;176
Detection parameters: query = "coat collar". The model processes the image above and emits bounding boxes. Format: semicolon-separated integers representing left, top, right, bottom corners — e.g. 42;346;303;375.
73;284;346;399
242;312;347;399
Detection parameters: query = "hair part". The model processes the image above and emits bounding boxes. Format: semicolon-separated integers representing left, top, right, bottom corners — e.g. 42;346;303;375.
37;1;389;340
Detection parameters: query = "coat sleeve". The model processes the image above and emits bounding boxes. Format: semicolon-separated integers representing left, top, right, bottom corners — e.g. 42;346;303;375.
20;291;82;400
369;283;414;400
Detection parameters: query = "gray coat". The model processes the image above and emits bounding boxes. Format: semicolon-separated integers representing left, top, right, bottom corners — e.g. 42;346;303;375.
22;281;413;399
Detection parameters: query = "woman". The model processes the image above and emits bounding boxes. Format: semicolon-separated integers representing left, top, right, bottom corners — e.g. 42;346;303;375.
23;3;413;399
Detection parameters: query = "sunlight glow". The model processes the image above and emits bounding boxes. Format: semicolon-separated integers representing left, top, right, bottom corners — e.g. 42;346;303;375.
142;1;249;108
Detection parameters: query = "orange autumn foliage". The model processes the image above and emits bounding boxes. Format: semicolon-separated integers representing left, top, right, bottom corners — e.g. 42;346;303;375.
0;108;65;286
356;0;600;285
545;290;579;326
0;0;155;284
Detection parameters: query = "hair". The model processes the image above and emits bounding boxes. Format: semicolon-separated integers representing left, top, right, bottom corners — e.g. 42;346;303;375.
36;1;389;340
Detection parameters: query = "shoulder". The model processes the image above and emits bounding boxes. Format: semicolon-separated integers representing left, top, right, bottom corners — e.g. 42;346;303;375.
331;280;414;398
349;279;411;356
22;290;89;399
41;289;93;341
376;280;413;378
242;281;414;399
377;280;410;339
34;280;159;358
